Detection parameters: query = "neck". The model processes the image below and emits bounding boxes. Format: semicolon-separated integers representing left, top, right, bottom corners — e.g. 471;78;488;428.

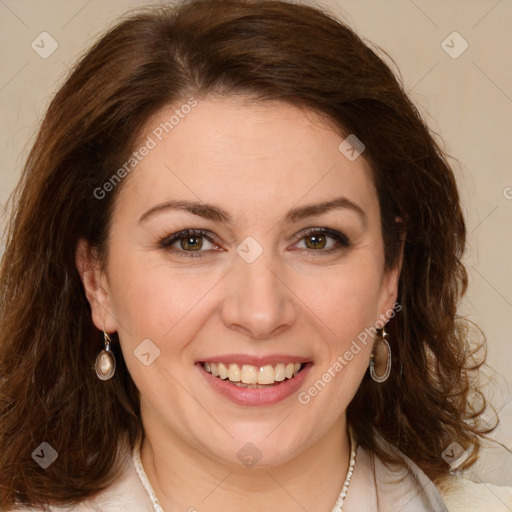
140;414;350;511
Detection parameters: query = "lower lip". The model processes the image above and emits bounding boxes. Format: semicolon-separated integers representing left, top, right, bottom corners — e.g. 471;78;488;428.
197;363;313;406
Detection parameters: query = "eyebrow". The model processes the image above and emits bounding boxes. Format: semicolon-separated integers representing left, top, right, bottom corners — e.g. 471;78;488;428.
285;197;367;226
139;200;232;224
138;197;367;226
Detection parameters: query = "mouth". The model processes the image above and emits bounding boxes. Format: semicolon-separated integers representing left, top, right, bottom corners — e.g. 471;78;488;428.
196;356;312;406
201;361;306;388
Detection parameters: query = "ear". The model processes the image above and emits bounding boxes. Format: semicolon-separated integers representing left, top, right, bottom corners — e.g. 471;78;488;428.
377;217;405;322
75;238;117;333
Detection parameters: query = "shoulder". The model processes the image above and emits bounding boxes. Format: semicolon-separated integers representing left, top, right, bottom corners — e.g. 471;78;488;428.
363;435;512;512
9;443;153;512
438;475;512;512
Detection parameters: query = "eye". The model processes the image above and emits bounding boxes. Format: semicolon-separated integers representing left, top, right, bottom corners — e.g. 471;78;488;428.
158;227;350;259
293;227;350;253
158;229;221;257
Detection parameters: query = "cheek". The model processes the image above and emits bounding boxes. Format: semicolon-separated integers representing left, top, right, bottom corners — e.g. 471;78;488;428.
106;244;229;355
107;250;187;339
106;254;213;407
292;260;382;415
293;257;384;339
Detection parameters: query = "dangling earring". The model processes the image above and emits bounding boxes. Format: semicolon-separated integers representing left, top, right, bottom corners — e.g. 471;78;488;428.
369;326;391;383
95;331;116;380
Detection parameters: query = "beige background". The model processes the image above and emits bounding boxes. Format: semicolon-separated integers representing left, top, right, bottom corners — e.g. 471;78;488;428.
1;0;511;485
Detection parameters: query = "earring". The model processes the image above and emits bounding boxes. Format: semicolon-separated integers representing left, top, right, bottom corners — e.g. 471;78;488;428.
369;327;391;383
95;331;116;380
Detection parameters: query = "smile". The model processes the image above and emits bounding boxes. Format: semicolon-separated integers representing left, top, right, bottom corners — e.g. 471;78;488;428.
201;362;304;388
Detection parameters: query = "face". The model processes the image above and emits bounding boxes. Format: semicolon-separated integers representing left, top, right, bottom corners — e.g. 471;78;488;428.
78;96;400;467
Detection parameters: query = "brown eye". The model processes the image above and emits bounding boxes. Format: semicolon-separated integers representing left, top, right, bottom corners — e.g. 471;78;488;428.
159;229;221;258
180;235;204;251
293;228;350;253
304;234;327;249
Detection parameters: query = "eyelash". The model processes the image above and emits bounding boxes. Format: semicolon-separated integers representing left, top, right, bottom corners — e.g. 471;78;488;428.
158;228;351;259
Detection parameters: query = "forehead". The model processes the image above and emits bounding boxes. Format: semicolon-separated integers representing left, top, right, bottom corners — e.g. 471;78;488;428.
115;97;379;224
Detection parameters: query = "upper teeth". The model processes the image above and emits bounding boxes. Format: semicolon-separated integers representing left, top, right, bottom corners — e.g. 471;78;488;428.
203;362;302;385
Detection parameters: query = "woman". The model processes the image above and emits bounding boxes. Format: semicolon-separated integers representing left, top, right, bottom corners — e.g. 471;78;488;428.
1;0;510;510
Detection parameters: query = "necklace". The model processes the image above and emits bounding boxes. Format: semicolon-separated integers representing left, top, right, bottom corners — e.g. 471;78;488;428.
331;427;358;511
133;428;357;512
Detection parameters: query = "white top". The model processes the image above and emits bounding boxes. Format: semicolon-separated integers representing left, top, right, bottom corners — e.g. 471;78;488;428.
12;438;512;512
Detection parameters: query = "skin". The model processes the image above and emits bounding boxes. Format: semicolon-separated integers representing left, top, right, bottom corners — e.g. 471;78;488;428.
77;96;401;511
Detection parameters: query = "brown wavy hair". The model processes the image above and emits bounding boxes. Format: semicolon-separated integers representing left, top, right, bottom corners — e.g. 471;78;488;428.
0;0;493;509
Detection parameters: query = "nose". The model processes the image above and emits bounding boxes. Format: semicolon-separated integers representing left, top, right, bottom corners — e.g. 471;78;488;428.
219;252;297;340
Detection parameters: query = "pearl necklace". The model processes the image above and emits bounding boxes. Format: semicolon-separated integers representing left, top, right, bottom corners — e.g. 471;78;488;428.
331;427;358;511
133;428;357;512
